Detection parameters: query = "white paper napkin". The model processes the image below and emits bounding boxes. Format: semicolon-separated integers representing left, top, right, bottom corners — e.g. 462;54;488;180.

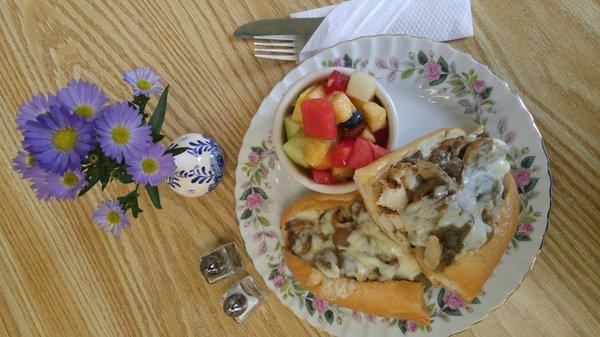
292;0;473;61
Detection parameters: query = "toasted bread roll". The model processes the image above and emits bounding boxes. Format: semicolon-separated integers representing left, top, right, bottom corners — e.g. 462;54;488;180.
354;127;520;303
281;193;429;324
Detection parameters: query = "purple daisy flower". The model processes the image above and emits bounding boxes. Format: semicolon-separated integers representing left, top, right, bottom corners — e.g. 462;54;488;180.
92;200;130;236
45;168;86;200
29;167;53;201
16;93;57;130
57;79;108;119
23;105;94;173
122;68;163;96
95;102;152;161
127;143;175;186
13;149;38;179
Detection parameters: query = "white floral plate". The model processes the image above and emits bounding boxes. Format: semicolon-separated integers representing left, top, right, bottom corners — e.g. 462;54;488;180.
234;35;550;337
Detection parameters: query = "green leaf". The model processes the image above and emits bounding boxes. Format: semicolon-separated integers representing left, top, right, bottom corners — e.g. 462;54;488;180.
471;297;481;304
482;87;492;99
78;174;99;196
448;76;463;86
268;269;277;280
438;56;449;73
306;298;315;315
258;216;270;227
250;146;263;154
239;188;253;200
443;307;462;316
145;185;162;209
343;54;352;67
399;320;407;334
324;310;334;324
240;209;252;220
148;85;169;140
468;74;478;88
429;73;448;86
520;156;535;169
400;68;416;79
514;233;531;241
131;198;142;218
165;146;188;157
253;187;268;199
524;177;539;193
458;99;472;107
437;287;446;309
118;173;134;184
417;50;428;65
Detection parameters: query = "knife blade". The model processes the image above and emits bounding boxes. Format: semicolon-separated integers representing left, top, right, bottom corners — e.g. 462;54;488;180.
233;18;324;38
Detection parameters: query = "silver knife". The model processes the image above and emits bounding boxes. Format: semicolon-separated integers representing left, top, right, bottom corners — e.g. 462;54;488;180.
233;18;324;38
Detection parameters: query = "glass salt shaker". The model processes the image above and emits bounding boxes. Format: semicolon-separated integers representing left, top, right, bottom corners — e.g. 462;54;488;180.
200;242;244;283
220;275;266;323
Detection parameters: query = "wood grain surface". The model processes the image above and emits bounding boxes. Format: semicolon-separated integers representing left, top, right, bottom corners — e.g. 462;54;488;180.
0;1;598;336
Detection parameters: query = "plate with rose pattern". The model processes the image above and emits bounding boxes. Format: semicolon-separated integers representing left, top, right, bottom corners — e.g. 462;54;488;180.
234;34;550;337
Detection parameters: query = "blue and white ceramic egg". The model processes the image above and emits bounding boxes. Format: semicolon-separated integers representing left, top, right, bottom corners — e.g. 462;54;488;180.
166;133;225;197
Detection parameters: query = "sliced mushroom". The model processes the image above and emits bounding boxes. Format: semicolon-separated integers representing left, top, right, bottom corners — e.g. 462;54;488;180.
400;150;423;164
375;253;398;265
429;136;468;166
284;220;312;232
423;235;442;269
332;224;353;248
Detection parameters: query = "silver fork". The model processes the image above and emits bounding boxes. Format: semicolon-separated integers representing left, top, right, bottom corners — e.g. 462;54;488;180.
252;35;310;62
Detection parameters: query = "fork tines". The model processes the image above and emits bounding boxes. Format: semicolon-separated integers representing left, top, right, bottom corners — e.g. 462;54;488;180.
253;35;297;61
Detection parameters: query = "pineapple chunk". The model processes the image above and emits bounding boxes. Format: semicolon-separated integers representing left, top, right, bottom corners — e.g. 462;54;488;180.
359;127;376;142
304;137;332;168
331;92;355;123
331;167;355;182
292;84;321;122
346;72;376;102
362;101;388;132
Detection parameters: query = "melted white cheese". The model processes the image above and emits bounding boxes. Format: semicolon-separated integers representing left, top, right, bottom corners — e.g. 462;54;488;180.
404;138;510;250
289;205;421;282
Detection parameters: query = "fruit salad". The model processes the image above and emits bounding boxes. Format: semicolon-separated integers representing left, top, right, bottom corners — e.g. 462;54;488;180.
282;70;390;185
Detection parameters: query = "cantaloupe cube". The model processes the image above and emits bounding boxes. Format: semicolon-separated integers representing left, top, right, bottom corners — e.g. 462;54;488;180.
346;72;376;102
362;101;388;132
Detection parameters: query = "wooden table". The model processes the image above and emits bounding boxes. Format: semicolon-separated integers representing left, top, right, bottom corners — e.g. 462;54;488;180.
0;1;598;336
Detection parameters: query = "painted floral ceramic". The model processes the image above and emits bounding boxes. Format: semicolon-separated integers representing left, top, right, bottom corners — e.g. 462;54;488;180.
235;35;550;337
166;133;224;197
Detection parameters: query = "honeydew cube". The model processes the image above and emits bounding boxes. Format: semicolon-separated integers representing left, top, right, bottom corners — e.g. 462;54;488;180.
362;101;388;132
346;72;376;102
331;92;355;123
284;116;302;139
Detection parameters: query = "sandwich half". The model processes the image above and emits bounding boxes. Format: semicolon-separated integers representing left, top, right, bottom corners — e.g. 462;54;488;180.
353;127;519;302
281;192;429;324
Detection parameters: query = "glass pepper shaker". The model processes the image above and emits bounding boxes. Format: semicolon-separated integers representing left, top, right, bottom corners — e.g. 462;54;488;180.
220;275;266;323
200;242;244;283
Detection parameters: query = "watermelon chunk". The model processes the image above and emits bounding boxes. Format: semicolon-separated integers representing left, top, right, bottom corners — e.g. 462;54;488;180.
301;98;337;140
324;70;350;95
348;138;374;169
311;169;335;185
331;138;355;167
371;143;390;160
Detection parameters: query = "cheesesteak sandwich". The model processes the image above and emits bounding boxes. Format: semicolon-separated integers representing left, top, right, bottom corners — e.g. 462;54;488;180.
353;127;519;302
281;193;429;324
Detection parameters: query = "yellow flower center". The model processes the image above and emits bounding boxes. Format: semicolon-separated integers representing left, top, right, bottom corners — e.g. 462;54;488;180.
88;153;99;164
75;104;94;118
111;126;130;145
26;155;36;167
52;128;77;152
61;171;79;187
141;158;158;174
136;79;152;90
106;211;120;225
